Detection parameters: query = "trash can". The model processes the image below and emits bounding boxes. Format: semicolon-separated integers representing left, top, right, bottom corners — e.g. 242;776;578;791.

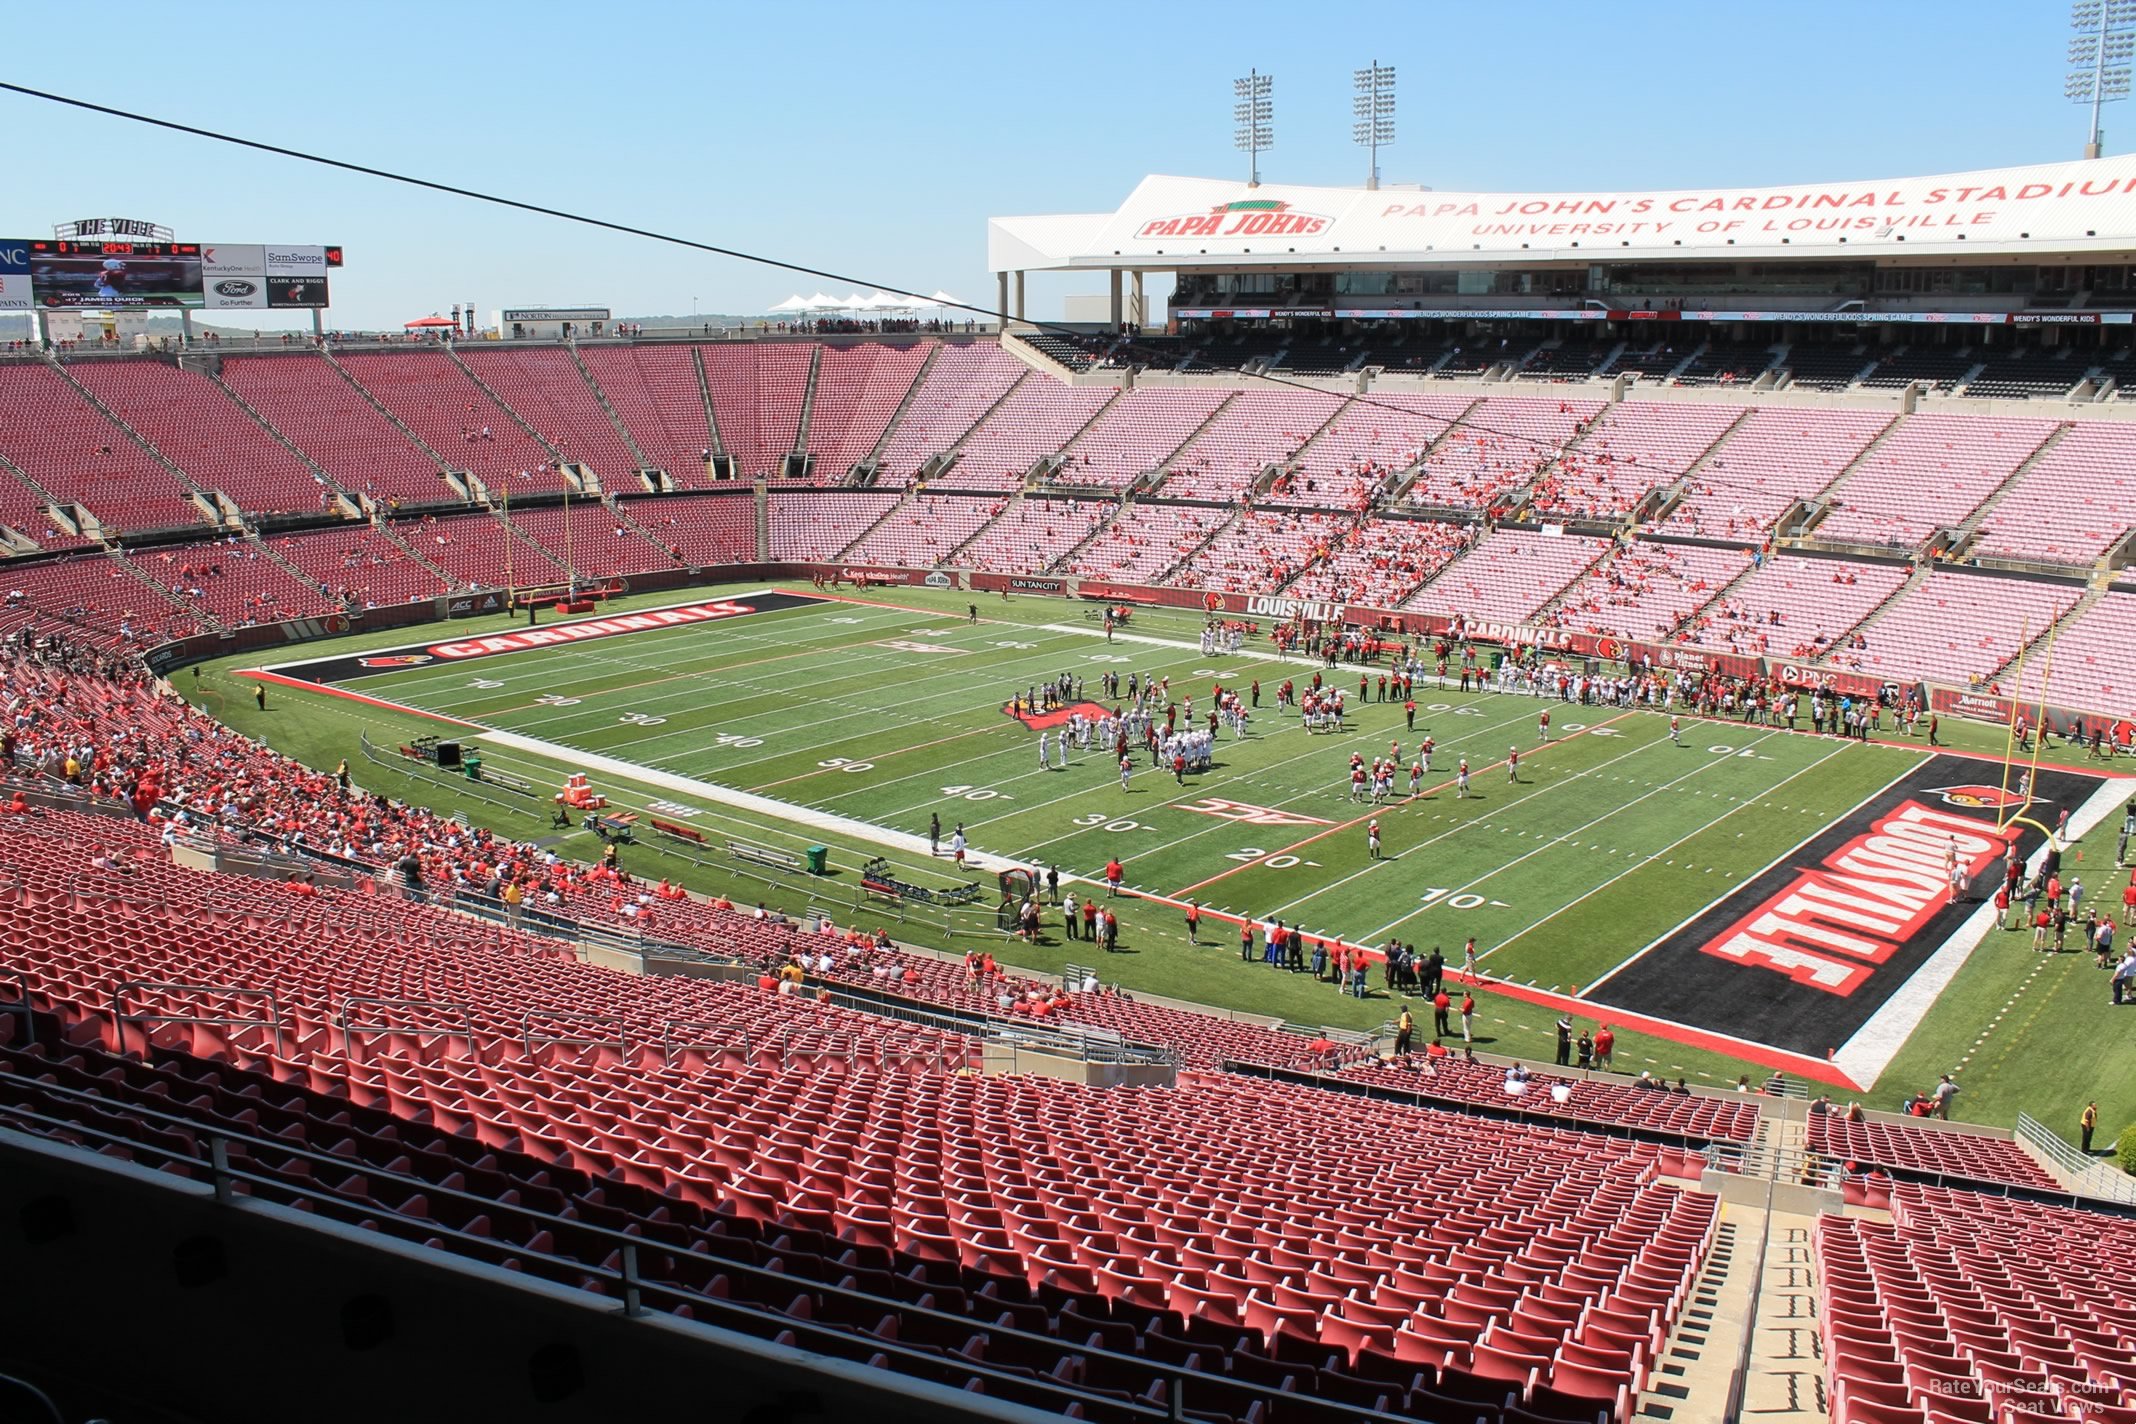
462;752;483;780
805;845;829;875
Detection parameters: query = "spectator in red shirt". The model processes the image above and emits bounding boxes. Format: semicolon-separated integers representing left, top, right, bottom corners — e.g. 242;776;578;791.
1594;1024;1616;1071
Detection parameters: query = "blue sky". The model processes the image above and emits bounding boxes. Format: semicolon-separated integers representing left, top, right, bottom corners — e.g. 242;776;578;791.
0;0;2098;327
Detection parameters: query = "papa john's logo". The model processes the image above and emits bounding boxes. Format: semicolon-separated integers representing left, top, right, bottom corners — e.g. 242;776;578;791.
1924;784;2034;810
1136;198;1334;241
1003;698;1109;731
357;654;433;668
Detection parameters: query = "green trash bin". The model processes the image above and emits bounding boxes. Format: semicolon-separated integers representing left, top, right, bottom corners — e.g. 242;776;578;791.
804;845;829;876
462;752;483;780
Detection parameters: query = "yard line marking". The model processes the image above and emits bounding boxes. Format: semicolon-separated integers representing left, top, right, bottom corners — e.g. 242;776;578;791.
1578;752;1930;999
1285;728;1782;939
1164;711;1640;900
1481;739;1852;964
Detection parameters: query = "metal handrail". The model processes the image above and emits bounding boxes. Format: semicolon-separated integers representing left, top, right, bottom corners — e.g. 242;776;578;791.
520;1007;627;1056
110;979;285;1057
335;997;475;1061
2017;1111;2136;1206
659;1019;751;1064
0;1065;1433;1424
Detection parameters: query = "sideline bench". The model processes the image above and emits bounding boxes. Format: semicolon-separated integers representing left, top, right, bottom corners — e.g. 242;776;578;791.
585;812;637;843
650;817;706;845
730;841;803;874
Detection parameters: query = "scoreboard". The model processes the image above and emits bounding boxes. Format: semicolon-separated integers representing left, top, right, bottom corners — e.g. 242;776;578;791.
35;239;202;259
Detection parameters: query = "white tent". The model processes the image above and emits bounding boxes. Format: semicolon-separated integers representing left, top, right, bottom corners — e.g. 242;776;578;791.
804;292;842;311
767;294;814;313
868;290;922;311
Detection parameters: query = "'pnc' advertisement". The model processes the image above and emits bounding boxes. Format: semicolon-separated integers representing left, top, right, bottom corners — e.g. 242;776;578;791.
0;242;28;312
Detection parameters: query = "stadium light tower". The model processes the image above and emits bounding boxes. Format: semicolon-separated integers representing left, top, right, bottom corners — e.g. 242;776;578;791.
2070;0;2136;158
1353;61;1396;190
1234;70;1274;187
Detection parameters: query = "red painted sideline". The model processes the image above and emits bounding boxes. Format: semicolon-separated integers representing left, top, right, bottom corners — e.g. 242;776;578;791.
235;669;480;728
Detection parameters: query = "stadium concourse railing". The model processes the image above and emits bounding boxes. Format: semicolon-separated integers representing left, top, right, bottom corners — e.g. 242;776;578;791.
0;1050;1445;1424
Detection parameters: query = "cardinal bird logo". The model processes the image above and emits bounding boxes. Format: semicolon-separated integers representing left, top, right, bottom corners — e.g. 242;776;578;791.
1925;784;2033;810
357;654;433;668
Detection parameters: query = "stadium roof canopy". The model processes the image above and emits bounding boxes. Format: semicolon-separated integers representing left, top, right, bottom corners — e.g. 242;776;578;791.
988;155;2136;274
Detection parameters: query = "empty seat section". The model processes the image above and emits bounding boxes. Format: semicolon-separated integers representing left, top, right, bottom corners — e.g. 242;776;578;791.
804;344;931;480
929;383;1113;491
952;498;1110;575
844;494;1005;567
576;346;717;487
1403;528;1610;624
70;360;327;520
221;353;448;505
1679;556;1908;661
268;522;449;607
1274;393;1477;510
1817;414;2058;549
1971;422;2136;567
874;346;1028;486
702;345;813;481
0;364;208;533
1844;571;2080;685
338;352;562;491
1661;408;1893;542
1051;389;1229;492
768;492;899;561
1533;403;1744;522
617;491;758;567
2007;590;2136;718
505;504;674;581
1160;391;1345;503
457;348;640;480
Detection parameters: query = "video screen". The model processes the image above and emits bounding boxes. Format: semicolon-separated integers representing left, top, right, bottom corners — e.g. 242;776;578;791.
32;251;203;308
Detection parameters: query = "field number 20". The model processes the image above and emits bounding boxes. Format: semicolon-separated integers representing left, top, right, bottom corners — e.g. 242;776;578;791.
1225;846;1303;868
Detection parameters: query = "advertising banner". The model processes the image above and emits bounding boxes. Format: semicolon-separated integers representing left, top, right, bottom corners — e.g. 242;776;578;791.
265;276;330;309
0;241;28;311
204;274;269;310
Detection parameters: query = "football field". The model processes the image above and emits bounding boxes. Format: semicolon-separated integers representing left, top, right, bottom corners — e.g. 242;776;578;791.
246;584;2127;1097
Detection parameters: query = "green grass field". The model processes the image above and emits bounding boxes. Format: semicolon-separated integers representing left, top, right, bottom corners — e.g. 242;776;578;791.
183;582;2136;1135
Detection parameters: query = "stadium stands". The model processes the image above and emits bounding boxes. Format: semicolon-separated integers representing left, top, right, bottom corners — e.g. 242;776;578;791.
1532;402;1744;521
769;491;900;561
1661;407;1894;542
1067;503;1227;583
269;521;450;607
400;511;542;589
1844;570;2082;685
0;553;199;647
1970;421;2136;567
1403;528;1610;624
1679;556;1910;662
1541;540;1751;644
1341;1057;1760;1146
1052;389;1231;491
69;359;332;520
505;503;676;581
1160;391;1346;502
843;493;1007;568
2008;590;2136;718
457;347;642;480
127;538;336;627
1817;1182;2136;1424
221;353;451;506
1285;517;1475;609
338;351;563;489
1408;397;1602;512
928;381;1114;491
1171;509;1350;594
1816;414;2058;549
876;344;1028;485
576;345;717;485
619;491;759;567
0;362;211;532
805;343;932;480
1806;1116;2060;1192
701;344;813;480
955;497;1112;574
1278;392;1478;509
